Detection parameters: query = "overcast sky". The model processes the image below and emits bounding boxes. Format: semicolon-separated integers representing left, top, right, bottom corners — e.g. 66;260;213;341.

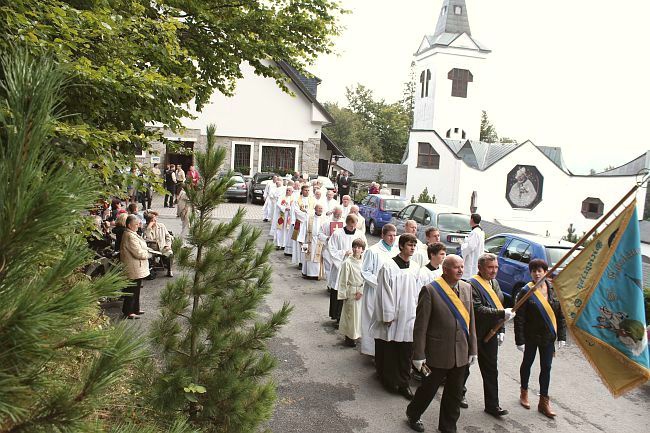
311;0;650;174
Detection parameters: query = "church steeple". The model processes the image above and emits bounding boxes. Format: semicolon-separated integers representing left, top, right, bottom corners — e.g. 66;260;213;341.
434;0;472;37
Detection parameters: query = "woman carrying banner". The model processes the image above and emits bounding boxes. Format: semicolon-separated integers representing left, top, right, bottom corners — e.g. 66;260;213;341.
514;259;567;418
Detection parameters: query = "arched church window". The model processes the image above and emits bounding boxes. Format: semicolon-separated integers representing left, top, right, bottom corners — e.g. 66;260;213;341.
446;129;451;138
462;130;467;139
454;6;462;15
448;68;473;98
420;70;432;98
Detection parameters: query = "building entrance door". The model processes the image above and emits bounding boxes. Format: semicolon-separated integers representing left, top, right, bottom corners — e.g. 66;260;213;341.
166;141;194;172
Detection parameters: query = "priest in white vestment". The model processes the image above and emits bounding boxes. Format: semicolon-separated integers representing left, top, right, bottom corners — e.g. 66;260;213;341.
324;190;337;216
371;233;421;399
460;213;485;279
262;175;278;221
268;179;285;238
275;186;294;249
327;214;366;322
313;187;326;210
350;205;366;235
301;204;327;279
320;206;344;283
360;224;399;356
337;238;367;347
291;185;316;265
340;195;352;219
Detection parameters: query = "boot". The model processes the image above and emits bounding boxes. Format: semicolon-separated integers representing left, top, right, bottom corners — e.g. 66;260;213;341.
538;395;556;418
519;388;530;409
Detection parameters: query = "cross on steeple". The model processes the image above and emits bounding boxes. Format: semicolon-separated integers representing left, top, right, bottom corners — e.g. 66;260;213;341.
434;0;472;37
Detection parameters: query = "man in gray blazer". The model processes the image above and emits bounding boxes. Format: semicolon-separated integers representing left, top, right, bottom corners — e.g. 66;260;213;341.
406;255;478;433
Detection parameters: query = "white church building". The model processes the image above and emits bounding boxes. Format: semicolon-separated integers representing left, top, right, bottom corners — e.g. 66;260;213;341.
403;0;648;238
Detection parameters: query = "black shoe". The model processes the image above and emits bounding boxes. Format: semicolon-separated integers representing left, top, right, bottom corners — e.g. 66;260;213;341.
398;386;414;401
406;412;425;432
344;336;356;347
460;395;468;409
298;263;302;270
263;218;269;222
484;407;508;417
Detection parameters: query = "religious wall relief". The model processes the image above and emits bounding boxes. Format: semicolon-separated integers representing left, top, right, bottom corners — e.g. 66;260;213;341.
506;165;543;210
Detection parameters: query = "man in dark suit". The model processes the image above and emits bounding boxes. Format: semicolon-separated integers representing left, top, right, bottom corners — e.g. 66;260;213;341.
463;253;516;417
337;170;351;203
406;254;477;433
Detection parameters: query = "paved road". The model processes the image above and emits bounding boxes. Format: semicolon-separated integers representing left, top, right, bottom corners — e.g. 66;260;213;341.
106;201;650;433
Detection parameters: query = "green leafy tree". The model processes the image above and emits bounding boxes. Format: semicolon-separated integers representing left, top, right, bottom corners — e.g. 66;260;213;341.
0;49;165;433
148;125;292;432
0;0;344;194
323;102;380;162
480;110;499;143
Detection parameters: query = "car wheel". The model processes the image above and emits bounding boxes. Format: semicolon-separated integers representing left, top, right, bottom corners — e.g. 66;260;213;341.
369;220;378;236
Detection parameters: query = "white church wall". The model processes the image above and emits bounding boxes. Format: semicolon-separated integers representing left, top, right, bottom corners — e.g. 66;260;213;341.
182;61;322;143
405;130;463;205
453;142;644;238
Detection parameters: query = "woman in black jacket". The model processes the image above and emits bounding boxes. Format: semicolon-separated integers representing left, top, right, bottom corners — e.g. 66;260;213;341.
514;259;567;418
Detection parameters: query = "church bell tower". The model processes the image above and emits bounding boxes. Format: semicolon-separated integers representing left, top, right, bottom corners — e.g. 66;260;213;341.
412;0;490;141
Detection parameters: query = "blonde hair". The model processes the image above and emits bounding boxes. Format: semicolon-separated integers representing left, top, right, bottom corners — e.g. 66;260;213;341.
115;212;128;227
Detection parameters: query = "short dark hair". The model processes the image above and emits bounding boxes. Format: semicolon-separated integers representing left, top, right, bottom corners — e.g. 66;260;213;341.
125;214;139;227
398;233;418;249
382;223;397;235
127;203;138;214
427;242;446;258
425;226;440;236
528;258;548;273
471;213;481;224
352;238;366;249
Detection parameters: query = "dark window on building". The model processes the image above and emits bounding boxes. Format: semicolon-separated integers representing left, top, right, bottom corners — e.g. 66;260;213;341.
233;143;251;175
425;70;431;96
420;71;425;98
446;129;451;138
417;142;440;169
581;197;604;219
420;70;431;97
391;188;401;196
318;158;329;176
461;130;467;139
448;68;473;98
454;127;459;133
260;146;296;173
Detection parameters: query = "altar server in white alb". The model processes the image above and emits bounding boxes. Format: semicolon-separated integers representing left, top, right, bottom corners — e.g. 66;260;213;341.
268;178;285;238
372;233;421;400
274;186;294;250
300;204;327;280
460;213;485;280
417;242;446;287
337;237;367;347
312;186;326;210
327;214;366;323
320;206;344;283
262;175;278;222
359;224;399;357
401;219;428;267
324;190;337;216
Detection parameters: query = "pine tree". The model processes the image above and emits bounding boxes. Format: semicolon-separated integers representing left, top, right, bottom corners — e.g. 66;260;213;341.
417;187;436;203
0;50;154;432
148;125;292;432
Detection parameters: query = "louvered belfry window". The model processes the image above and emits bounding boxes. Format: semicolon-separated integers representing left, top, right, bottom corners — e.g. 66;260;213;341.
417;142;440;169
448;68;473;98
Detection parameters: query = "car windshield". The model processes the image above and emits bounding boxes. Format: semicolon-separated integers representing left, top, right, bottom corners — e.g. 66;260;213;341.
381;198;408;212
437;213;471;233
546;247;580;268
231;176;245;184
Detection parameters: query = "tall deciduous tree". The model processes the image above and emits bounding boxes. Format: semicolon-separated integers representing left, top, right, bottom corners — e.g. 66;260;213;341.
148;125;292;432
0;0;344;194
0;49;179;433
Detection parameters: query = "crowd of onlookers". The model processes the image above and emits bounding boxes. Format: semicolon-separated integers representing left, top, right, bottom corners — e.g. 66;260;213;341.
86;163;197;319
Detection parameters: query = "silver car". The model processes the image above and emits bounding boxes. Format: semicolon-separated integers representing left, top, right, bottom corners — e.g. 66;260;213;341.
224;175;249;202
391;203;471;248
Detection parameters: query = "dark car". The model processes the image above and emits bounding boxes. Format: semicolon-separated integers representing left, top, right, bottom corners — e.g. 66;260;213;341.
391;203;471;249
358;194;409;235
249;172;276;204
484;233;578;305
224;175;248;202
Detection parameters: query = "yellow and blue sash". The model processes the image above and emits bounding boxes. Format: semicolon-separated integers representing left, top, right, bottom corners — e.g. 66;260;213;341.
525;282;557;337
468;275;504;310
429;277;470;338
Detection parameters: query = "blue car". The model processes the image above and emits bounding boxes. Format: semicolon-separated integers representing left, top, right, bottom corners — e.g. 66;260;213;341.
358;194;409;235
484;233;579;306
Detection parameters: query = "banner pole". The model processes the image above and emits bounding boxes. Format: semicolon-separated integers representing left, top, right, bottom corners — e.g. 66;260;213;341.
483;183;641;342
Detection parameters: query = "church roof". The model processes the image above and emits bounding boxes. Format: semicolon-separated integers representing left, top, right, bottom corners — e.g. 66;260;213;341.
417;1;490;54
336;159;408;185
275;60;334;124
593;152;647;177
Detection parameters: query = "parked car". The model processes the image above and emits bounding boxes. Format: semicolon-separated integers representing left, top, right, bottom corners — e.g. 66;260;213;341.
391;203;471;249
359;194;409;235
224;174;248;202
484;233;578;305
249;172;276;204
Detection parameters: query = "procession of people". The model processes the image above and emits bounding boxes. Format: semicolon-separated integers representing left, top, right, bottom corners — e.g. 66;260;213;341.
261;175;567;433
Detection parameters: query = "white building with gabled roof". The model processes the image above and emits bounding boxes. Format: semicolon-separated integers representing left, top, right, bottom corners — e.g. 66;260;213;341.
404;0;647;237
